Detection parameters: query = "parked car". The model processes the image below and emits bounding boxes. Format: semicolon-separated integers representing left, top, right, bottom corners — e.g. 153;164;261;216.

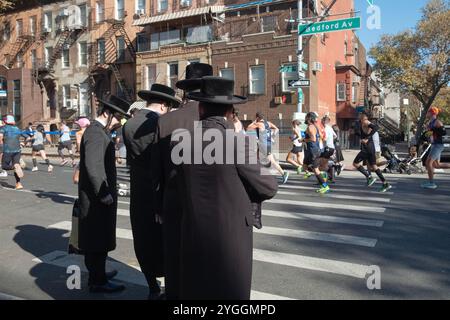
442;125;450;160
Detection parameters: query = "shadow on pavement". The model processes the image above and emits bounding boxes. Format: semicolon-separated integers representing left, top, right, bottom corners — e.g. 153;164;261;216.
13;225;148;300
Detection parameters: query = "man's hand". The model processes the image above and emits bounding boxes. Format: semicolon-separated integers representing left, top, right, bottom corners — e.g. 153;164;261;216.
100;194;114;206
361;139;369;145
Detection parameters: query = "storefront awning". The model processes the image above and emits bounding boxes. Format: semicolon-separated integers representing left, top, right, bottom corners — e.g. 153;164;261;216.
133;6;225;26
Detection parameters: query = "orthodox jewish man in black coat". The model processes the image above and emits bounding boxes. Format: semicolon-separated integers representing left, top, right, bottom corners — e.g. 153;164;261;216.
122;84;181;299
174;77;279;300
78;96;130;293
153;62;213;300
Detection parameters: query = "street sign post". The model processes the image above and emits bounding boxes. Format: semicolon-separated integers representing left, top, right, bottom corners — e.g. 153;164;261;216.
298;17;361;36
298;89;304;104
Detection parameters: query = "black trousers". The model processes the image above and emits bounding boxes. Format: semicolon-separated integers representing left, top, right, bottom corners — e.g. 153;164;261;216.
84;252;107;286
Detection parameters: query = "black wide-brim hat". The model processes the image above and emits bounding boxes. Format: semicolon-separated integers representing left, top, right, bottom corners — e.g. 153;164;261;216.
98;95;132;118
138;83;181;108
176;63;213;91
187;76;247;105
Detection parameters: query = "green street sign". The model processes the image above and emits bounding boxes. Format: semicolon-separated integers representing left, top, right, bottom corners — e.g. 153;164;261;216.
299;17;361;36
301;62;308;71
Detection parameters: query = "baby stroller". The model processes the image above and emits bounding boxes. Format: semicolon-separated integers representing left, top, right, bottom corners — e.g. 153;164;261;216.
381;144;402;173
398;144;431;175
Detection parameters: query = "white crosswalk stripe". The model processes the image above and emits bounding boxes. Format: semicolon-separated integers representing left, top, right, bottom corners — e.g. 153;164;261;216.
279;184;394;195
267;198;386;213
276;190;391;203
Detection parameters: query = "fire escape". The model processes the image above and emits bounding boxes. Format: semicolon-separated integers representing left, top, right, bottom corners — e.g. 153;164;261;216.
6;34;34;69
89;20;136;103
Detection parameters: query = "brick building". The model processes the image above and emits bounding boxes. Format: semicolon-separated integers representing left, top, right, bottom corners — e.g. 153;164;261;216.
132;0;224;94
0;5;46;126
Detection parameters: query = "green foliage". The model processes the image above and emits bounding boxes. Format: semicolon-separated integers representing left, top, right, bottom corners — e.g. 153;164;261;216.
369;0;450;138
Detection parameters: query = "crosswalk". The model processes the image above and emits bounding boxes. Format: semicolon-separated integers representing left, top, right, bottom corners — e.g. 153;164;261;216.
33;168;396;300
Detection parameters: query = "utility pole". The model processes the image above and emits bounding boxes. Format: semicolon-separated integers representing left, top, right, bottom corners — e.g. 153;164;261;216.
297;0;304;115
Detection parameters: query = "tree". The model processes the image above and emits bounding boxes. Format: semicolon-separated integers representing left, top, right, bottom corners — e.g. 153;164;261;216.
370;0;450;141
0;0;14;13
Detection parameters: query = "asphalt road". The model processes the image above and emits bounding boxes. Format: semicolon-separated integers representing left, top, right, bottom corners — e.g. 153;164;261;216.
0;158;449;300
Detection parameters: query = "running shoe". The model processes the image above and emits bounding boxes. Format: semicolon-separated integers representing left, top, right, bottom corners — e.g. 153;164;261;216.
32;167;38;172
282;171;290;184
380;183;392;193
421;182;438;189
303;172;313;179
0;171;8;178
316;185;330;194
367;176;377;187
15;182;24;190
296;166;303;175
60;160;69;166
48;165;54;173
335;165;342;176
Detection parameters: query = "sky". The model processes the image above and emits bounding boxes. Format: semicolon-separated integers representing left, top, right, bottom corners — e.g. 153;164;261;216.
353;0;429;54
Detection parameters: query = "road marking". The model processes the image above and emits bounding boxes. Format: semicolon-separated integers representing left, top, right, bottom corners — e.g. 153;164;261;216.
267;198;386;213
263;210;384;227
278;184;394;195
287;180;397;187
253;249;372;279
33;250;292;300
276;190;391;203
1;187;130;205
48;221;134;240
0;292;24;300
118;209;130;216
255;226;377;247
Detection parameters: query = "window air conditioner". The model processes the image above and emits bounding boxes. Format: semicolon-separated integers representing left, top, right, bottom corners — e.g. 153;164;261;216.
60;9;69;17
311;62;322;72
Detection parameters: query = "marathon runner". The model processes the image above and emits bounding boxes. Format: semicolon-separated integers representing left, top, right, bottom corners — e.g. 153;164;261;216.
320;115;337;183
421;107;450;189
58;120;76;167
30;124;53;173
286;119;304;174
247;112;289;184
0;118;6;178
0;115;25;189
301;112;330;194
353;111;392;193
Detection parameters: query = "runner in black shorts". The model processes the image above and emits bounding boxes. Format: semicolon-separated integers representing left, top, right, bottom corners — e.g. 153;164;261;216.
353;112;392;193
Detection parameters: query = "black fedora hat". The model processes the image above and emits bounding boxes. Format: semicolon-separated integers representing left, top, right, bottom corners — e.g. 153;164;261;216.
176;63;213;91
138;84;181;108
98;95;131;118
187;76;247;105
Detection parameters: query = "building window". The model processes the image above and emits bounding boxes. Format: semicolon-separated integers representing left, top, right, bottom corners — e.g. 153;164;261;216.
13;80;21;119
79;4;88;27
136;0;146;13
45;47;53;67
62;85;71;108
261;15;277;32
188;59;200;65
281;64;297;92
31;49;37;69
16;19;23;37
220;68;234;81
62;48;70;68
168;62;178;89
180;0;192;8
158;0;168;13
145;64;156;90
137;33;150;52
30;16;37;36
249;65;265;95
117;37;125;62
3;22;11;41
96;1;105;23
44;12;52;32
15;53;23;68
352;84;358;103
0;77;7;114
337;83;346;101
150;29;181;50
97;39;106;63
79;42;88;66
116;0;125;20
